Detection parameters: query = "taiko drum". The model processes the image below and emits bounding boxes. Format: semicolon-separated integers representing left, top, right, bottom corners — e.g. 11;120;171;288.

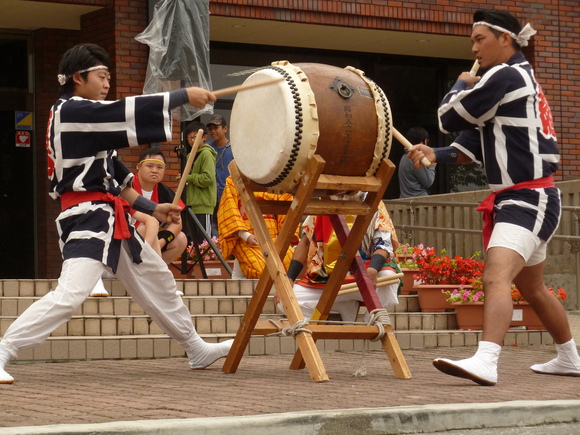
230;61;393;194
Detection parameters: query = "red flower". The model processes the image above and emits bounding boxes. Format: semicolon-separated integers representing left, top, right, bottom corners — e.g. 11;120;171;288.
417;251;484;285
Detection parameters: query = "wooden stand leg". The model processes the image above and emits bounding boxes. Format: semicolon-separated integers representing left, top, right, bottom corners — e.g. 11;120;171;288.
224;157;411;382
381;326;412;379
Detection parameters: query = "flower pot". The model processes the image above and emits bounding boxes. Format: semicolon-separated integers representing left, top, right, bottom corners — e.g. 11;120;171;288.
511;302;546;330
452;302;484;329
396;254;415;264
400;268;421;295
415;284;460;312
453;301;546;330
169;261;195;279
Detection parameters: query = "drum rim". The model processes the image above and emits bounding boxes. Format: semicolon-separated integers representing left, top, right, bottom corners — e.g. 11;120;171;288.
345;66;393;178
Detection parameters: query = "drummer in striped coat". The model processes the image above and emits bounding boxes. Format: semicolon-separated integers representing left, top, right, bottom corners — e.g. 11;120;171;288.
0;43;232;384
408;9;580;386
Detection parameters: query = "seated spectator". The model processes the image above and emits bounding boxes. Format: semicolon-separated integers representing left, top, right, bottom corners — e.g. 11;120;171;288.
217;176;296;279
90;147;187;297
278;195;401;322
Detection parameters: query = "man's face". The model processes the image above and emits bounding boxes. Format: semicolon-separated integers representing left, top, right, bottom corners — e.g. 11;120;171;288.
207;124;227;142
138;154;166;185
470;25;509;70
74;67;110;101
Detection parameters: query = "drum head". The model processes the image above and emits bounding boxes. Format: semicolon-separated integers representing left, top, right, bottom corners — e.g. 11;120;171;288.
230;66;318;193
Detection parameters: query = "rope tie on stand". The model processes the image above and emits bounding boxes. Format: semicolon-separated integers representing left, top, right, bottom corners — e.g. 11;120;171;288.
266;318;312;337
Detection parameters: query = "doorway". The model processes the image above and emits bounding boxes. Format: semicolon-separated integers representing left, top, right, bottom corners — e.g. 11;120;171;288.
0;34;35;278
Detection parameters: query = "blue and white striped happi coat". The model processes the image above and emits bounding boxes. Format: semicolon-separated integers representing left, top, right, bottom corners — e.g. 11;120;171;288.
438;52;561;243
46;92;173;271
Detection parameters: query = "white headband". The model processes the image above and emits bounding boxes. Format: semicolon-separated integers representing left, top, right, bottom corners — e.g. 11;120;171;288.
57;65;109;86
473;21;536;47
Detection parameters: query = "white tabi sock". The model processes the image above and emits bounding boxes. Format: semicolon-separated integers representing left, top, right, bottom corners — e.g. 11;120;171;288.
530;338;580;376
182;333;234;370
0;345;14;384
433;341;501;386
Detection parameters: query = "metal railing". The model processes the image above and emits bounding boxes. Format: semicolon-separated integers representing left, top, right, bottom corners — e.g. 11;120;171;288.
386;183;580;310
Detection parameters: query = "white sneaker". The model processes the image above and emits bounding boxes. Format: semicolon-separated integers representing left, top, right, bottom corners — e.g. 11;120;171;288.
188;339;234;370
0;367;14;384
433;357;497;386
176;290;184;297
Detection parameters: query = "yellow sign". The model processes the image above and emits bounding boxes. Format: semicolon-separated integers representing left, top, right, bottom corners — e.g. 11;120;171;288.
15;111;33;131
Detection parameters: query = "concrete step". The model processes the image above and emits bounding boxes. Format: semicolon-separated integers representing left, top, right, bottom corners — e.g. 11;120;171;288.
0;296;457;336
0;279;556;364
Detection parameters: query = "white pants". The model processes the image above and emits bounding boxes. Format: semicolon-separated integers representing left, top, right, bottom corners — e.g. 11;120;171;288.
0;240;196;358
285;268;399;323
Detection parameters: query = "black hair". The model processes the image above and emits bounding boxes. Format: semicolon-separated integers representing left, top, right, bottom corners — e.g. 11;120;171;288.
139;147;165;163
183;121;208;149
406;127;429;146
58;43;110;95
474;9;522;51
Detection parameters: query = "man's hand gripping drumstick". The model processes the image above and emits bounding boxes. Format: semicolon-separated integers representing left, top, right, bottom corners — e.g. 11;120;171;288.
407;60;480;168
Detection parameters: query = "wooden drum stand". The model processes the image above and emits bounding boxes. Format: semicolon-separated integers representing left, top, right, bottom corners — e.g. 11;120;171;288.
222;156;411;382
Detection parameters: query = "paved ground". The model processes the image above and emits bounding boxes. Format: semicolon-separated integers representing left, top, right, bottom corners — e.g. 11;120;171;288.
0;312;578;434
1;346;579;428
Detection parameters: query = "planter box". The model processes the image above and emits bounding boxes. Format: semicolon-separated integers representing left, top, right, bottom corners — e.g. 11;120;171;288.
400;268;421;295
453;302;546;330
415;284;459;312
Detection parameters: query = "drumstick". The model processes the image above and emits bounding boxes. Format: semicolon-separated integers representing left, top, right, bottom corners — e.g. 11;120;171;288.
337;278;402;296
172;129;204;206
469;59;480;76
337;273;404;295
393;128;432;167
212;77;284;98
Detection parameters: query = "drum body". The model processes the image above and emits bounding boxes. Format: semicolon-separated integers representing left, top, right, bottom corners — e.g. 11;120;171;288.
230;62;392;193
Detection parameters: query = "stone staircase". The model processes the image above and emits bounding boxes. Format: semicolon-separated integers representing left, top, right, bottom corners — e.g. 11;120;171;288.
0;279;555;363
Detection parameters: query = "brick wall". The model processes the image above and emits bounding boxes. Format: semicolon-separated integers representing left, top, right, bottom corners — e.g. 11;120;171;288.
208;0;578;181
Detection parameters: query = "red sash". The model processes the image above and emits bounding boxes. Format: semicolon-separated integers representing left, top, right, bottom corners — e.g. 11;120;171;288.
60;191;131;240
476;176;555;250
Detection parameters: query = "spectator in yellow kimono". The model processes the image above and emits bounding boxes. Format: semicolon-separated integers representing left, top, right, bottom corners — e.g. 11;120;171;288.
217;176;296;279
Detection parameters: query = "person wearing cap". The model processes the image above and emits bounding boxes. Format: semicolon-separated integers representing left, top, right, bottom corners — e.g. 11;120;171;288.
0;43;233;384
408;9;580;385
206;114;233;210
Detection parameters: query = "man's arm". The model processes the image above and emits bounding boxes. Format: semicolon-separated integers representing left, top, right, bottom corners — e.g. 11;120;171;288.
120;186;181;225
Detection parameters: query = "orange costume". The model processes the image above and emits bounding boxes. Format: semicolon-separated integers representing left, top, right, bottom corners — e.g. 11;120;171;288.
217;176;296;279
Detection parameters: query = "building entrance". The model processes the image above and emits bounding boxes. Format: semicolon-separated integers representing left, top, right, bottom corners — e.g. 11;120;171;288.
0;35;35;278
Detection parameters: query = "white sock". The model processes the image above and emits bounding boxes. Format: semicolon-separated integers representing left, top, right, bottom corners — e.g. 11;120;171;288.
474;340;502;366
531;339;580;375
0;345;14;383
182;333;234;369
